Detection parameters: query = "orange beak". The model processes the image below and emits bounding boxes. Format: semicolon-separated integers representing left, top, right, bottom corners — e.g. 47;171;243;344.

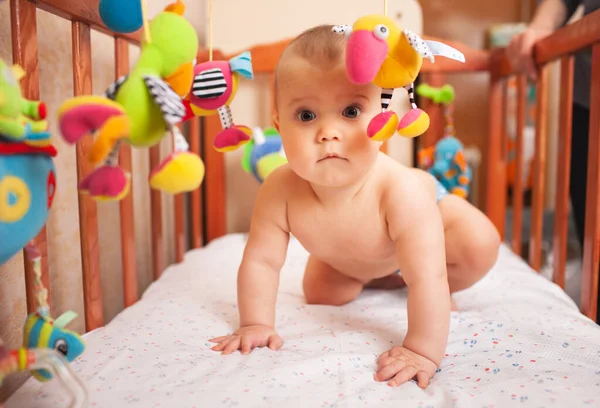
164;0;185;15
165;62;194;97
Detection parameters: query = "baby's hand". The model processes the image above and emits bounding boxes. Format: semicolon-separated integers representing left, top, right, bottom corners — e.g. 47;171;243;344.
374;346;438;389
209;325;283;355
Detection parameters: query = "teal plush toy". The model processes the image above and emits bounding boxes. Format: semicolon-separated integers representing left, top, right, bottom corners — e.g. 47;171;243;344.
419;136;472;198
99;0;143;34
0;59;57;266
416;83;471;198
241;127;287;183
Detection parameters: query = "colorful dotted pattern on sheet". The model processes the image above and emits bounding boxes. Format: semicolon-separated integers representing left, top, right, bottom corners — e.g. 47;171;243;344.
7;236;600;407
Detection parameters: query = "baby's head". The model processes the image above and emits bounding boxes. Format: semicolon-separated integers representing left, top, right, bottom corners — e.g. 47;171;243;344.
273;25;382;188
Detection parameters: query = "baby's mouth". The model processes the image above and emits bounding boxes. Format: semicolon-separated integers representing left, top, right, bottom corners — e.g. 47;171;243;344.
318;153;348;162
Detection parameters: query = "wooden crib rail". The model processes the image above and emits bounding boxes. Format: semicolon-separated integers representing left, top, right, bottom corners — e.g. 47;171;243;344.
487;9;600;321
8;0;225;333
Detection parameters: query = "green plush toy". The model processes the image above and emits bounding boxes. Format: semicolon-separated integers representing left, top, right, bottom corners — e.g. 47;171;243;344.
57;1;203;201
0;62;48;143
415;83;455;105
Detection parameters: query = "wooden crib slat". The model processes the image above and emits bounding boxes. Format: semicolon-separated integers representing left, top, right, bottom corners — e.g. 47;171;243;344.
149;147;164;279
486;52;507;239
553;56;574;289
501;81;509;163
114;38;138;306
512;75;527;256
173;130;185;263
10;0;51;314
72;21;103;331
529;66;549;272
189;117;203;248
203;116;227;242
581;44;600;321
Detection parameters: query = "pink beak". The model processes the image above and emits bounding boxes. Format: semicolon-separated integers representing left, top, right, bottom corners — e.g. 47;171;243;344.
346;30;388;84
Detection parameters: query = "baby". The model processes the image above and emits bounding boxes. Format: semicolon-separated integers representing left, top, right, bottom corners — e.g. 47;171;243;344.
210;25;500;388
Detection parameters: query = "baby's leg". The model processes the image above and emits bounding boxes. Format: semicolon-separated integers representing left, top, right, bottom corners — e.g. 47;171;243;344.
303;255;364;306
438;194;501;293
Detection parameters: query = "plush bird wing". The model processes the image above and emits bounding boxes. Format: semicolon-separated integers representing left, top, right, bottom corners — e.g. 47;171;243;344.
104;75;128;100
332;24;352;35
402;29;465;63
191;67;227;99
229;51;254;80
142;75;186;127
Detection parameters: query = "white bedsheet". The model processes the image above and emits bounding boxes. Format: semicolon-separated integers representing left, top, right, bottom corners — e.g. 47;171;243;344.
7;233;600;407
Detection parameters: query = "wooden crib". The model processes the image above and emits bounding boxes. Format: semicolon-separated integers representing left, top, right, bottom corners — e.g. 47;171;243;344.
2;1;600;401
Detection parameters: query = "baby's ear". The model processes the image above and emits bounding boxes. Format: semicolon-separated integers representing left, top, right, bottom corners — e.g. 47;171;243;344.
272;112;280;132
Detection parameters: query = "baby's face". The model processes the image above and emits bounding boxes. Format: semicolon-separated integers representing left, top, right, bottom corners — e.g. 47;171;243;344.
274;56;382;187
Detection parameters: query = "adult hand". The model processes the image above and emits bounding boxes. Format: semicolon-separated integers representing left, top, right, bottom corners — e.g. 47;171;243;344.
505;27;553;80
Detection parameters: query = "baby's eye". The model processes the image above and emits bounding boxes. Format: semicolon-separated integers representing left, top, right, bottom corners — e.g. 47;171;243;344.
343;106;361;119
297;110;316;122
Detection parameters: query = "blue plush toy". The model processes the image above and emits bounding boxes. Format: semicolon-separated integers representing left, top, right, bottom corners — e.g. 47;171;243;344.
0;59;57;266
419;136;471;198
99;0;144;34
241;127;287;183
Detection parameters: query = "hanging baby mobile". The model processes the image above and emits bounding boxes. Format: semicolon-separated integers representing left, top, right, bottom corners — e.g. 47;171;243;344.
59;0;202;201
332;0;466;143
0;58;57;266
416;83;472;199
0;60;88;406
0;246;89;407
241;127;287;183
178;0;255;153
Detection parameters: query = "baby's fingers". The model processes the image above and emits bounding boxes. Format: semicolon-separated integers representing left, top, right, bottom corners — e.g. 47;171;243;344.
267;334;284;350
416;371;430;389
210;337;232;351
374;359;406;382
221;337;241;355
241;337;253;355
209;335;230;343
387;365;418;387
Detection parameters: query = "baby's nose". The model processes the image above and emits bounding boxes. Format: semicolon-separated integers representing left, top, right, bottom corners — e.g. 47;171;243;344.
319;132;341;142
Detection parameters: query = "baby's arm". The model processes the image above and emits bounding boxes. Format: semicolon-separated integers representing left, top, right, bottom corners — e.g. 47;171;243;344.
377;175;450;387
210;169;290;354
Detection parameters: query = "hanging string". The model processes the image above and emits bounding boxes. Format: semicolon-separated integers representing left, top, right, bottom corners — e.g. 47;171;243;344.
383;0;387;16
443;103;455;138
140;0;152;44
208;0;214;61
25;245;49;316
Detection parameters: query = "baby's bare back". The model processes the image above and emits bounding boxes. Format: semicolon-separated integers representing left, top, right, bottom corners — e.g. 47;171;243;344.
284;154;437;283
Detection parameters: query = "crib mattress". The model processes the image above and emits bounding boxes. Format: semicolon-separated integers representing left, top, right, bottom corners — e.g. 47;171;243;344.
7;233;600;407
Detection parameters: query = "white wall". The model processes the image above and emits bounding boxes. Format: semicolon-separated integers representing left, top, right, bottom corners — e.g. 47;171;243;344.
202;0;424;232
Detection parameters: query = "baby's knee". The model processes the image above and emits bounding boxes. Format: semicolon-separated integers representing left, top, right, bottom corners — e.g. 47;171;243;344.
304;290;357;306
463;224;501;278
302;268;363;306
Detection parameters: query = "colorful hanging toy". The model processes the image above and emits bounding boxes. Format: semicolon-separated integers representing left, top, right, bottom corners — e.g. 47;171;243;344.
181;52;254;152
0;58;57;266
333;9;465;142
58;0;203;201
0;246;88;407
98;0;144;34
179;0;254;153
0;59;88;405
241;127;287;183
416;83;472;198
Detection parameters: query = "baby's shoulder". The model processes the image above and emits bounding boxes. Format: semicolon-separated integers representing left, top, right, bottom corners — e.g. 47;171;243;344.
260;163;306;197
377;156;437;206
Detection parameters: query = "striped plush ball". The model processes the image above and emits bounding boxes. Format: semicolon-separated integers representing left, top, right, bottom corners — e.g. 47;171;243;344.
98;0;143;34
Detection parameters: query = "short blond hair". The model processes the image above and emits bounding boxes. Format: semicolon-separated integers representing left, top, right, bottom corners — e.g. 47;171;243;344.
273;25;347;108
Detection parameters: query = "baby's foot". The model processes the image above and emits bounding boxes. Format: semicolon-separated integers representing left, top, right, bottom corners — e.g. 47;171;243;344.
365;274;406;290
